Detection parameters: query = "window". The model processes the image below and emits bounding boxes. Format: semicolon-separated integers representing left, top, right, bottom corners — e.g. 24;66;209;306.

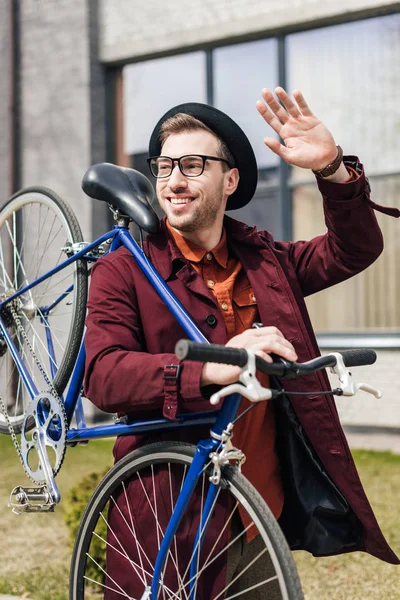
214;39;281;235
287;14;400;333
123;52;207;159
214;39;279;169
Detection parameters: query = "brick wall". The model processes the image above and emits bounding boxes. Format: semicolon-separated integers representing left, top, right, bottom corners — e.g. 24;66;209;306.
99;0;399;63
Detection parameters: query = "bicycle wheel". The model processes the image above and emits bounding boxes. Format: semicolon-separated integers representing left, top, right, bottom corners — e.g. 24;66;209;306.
0;187;88;434
70;441;303;600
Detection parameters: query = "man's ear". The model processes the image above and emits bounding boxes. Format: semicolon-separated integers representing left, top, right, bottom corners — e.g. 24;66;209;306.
225;168;239;196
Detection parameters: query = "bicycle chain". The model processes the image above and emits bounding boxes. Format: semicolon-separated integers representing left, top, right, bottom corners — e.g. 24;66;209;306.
0;303;68;483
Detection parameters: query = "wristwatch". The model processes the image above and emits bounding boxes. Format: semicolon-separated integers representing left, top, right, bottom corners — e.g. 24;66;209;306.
312;145;343;178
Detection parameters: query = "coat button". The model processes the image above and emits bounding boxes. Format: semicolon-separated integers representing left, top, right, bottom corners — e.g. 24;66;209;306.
206;314;217;328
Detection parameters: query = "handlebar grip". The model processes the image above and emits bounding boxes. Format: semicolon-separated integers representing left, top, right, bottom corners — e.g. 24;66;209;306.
175;340;248;367
340;349;377;367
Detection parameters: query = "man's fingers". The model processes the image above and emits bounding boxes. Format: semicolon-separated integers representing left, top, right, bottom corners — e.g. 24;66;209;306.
227;326;298;361
256;100;283;135
248;326;285;339
292;89;314;117
275;87;301;118
254;350;273;364
261;88;289;124
246;338;298;362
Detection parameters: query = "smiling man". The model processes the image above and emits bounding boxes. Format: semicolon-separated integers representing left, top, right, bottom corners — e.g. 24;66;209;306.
84;88;399;599
151;127;239;248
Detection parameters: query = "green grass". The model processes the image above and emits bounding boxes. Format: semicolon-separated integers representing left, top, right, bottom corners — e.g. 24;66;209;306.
0;437;399;600
294;449;400;600
0;434;114;600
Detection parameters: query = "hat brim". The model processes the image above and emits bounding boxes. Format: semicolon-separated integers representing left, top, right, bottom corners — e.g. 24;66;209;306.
148;102;258;211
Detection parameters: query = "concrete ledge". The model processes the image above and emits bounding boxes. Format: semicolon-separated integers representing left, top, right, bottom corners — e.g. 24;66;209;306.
344;425;400;453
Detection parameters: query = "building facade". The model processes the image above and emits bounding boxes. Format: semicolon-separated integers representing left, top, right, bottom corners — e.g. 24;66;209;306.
1;0;400;428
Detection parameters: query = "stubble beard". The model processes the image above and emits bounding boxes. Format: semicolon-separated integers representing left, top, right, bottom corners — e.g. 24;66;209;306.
164;186;224;233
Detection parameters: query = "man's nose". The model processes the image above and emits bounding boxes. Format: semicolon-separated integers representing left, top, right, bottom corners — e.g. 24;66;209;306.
168;163;188;189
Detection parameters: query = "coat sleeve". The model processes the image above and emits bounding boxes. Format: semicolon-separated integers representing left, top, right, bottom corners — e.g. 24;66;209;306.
271;158;384;297
84;251;205;417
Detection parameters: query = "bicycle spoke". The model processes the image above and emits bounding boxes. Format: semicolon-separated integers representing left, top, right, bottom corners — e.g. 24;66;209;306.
84;553;134;599
19;313;58;373
167;463;187;600
0;189;87;434
108;494;155;575
175;478;220;596
99;511;151;586
83;576;135;599
223;575;279;600
0;237;13;289
122;480;149;588
6;219;34;303
135;469;189;596
214;547;271;600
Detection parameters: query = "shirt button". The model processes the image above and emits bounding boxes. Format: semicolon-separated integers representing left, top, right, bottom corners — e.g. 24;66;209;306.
206;252;213;261
207;280;215;288
221;302;229;311
206;314;218;328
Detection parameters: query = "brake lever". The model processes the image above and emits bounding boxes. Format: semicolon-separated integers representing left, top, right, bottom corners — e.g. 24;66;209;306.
330;352;382;398
209;351;273;406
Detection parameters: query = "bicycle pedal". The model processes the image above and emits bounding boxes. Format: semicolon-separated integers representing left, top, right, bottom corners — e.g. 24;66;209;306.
8;485;56;514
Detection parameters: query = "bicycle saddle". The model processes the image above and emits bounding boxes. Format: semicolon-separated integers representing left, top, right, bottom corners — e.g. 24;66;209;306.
82;162;159;233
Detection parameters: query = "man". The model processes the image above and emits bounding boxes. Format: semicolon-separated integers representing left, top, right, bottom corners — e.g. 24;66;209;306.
85;87;399;598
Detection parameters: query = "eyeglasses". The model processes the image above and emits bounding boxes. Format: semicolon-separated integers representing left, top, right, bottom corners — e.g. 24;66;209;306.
147;154;234;179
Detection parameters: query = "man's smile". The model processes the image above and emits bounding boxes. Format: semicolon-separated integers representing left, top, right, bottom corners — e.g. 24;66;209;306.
166;195;196;206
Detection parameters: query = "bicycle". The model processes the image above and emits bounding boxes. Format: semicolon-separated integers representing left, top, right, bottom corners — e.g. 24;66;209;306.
0;163;382;600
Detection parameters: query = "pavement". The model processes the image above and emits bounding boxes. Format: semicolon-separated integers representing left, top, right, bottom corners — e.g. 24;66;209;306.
344;426;400;453
0;596;35;600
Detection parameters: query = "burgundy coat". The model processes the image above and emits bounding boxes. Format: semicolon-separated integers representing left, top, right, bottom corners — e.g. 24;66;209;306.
85;157;399;589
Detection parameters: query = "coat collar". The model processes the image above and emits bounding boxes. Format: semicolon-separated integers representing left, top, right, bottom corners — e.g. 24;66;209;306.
146;216;266;281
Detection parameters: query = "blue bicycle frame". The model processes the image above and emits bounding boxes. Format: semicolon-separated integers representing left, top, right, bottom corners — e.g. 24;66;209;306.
0;222;243;598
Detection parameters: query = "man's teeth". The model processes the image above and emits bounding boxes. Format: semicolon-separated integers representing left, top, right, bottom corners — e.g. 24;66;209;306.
170;198;192;205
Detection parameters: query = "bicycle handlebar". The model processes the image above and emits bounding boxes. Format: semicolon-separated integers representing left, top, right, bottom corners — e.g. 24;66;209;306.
174;340;377;379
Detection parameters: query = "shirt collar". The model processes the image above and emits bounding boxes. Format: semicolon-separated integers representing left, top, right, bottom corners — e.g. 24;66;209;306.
166;220;228;268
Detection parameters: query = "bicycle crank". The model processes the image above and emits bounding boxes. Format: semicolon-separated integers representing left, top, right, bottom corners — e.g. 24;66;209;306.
11;392;68;510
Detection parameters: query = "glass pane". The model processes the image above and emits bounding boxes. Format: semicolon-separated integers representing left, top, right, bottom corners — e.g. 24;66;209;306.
123;52;207;155
293;176;400;333
214;39;279;169
287;14;400;181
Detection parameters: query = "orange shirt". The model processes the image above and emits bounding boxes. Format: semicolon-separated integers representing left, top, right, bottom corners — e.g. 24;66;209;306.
167;222;284;539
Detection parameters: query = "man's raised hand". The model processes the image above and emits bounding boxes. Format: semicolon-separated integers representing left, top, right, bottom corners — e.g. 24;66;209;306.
256;87;340;172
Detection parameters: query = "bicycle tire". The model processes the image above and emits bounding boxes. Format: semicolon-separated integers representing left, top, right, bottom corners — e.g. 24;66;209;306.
0;187;88;434
70;441;304;600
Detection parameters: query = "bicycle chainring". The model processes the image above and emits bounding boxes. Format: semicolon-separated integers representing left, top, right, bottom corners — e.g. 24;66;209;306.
21;392;67;484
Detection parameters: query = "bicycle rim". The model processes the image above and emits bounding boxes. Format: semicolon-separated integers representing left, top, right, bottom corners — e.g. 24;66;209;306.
70;441;303;600
0;187;87;433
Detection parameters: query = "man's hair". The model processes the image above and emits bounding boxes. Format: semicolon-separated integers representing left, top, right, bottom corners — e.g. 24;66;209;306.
159;113;235;169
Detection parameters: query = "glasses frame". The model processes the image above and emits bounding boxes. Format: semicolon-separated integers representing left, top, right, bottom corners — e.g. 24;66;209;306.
147;154;235;179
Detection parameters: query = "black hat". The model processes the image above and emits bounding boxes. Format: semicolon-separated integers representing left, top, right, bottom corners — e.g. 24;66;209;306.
148;102;258;211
